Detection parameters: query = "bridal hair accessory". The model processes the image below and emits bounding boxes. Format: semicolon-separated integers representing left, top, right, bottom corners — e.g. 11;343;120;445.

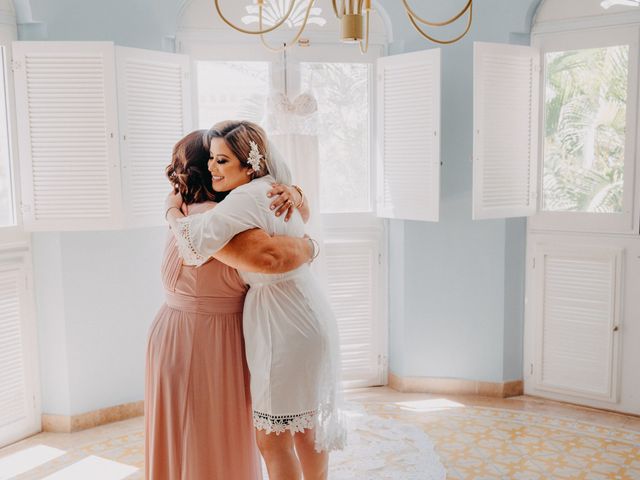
247;140;263;173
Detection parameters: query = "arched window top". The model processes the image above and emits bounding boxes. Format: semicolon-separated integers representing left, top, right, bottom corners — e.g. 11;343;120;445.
177;0;391;46
534;0;639;26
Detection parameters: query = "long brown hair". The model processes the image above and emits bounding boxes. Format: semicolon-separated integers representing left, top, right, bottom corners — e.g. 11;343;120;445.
204;120;269;179
166;130;220;205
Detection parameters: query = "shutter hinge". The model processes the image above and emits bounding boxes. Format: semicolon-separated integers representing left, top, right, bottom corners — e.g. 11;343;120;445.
11;60;22;71
532;257;536;269
529;363;534;375
378;253;382;265
378;354;388;367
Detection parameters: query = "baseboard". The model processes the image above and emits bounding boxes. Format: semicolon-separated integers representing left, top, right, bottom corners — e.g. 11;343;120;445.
389;373;524;398
42;400;144;433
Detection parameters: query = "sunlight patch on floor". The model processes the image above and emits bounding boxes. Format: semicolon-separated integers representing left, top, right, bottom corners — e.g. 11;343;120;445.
0;445;66;480
394;398;466;412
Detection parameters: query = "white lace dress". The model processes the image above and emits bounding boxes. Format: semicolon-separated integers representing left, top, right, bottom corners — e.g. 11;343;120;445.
173;175;346;452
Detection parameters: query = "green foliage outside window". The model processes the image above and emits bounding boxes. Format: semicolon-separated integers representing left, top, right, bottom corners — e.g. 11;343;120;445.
543;45;628;213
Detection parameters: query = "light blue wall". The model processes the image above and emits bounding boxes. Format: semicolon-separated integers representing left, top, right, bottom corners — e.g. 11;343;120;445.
25;0;540;415
381;0;540;383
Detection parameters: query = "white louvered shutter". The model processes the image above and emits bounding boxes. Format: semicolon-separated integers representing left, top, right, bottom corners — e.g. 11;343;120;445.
325;238;383;388
534;244;622;402
0;251;40;448
116;47;191;227
473;42;539;219
376;49;440;221
12;42;122;231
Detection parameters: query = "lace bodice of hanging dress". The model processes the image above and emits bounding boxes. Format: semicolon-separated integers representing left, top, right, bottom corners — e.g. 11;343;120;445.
264;91;318;136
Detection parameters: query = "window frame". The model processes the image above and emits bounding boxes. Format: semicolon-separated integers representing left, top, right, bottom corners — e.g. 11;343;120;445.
0;26;27;242
529;26;640;234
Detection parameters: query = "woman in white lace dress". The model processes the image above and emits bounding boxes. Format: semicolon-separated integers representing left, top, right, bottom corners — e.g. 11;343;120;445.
165;121;345;480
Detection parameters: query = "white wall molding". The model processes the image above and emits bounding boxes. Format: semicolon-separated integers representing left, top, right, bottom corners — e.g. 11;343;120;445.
533;9;640;34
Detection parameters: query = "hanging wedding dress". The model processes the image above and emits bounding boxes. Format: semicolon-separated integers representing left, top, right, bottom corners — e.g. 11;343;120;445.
264;89;328;284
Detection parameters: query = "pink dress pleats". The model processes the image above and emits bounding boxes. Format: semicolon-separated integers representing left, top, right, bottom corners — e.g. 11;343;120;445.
145;234;261;480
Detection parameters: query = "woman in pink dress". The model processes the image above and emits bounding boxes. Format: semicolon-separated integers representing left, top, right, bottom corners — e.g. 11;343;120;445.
145;130;313;480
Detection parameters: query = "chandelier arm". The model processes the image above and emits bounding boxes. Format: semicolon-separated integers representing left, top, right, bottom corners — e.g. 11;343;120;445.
406;1;473;45
402;0;472;27
259;0;316;52
214;0;296;35
359;8;370;54
332;0;342;18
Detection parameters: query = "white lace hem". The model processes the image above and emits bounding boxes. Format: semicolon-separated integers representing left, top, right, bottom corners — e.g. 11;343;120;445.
253;410;317;435
175;217;206;266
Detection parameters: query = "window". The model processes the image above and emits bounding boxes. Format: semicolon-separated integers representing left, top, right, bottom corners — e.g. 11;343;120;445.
196;61;269;128
542;45;629;214
300;62;371;213
528;26;639;233
0;46;15;227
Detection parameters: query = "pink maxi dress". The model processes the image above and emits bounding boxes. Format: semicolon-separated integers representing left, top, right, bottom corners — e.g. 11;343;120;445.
144;233;261;480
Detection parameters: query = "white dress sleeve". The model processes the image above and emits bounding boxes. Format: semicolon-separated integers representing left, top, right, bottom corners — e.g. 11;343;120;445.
172;187;264;267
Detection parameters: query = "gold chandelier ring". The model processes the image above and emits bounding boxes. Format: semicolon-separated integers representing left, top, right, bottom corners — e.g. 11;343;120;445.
402;0;472;28
406;1;473;45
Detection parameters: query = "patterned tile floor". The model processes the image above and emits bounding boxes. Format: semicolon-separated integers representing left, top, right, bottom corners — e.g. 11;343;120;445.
1;387;639;479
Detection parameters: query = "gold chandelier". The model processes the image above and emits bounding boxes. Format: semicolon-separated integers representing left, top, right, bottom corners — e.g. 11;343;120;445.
214;0;474;53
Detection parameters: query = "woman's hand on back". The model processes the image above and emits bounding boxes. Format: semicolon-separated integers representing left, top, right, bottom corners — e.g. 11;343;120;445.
165;190;184;216
267;183;304;222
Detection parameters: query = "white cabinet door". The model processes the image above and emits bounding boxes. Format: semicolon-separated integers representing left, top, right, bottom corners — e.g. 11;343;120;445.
0;247;40;448
473;42;539;220
12;42;193;230
376;49;441;222
12;42;123;231
116;46;191;228
530;242;622;403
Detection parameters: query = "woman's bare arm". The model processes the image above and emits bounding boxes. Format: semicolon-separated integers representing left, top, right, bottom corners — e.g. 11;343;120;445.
165;192;313;273
214;229;312;274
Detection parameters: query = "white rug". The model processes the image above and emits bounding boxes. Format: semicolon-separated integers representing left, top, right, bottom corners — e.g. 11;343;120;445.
264;405;446;480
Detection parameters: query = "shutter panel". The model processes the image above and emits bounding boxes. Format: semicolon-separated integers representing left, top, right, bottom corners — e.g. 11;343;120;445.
534;244;622;402
116;47;192;227
0;250;40;448
376;49;440;222
12;42;122;231
325;238;382;388
473;42;540;219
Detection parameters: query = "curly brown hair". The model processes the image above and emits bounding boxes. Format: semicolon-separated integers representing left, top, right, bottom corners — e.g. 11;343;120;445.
166;130;220;205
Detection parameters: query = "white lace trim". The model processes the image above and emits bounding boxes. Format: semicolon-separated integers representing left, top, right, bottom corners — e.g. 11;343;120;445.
253;410;317;435
175;217;206;266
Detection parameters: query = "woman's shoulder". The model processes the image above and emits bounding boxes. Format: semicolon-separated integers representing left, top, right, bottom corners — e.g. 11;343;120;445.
230;176;273;201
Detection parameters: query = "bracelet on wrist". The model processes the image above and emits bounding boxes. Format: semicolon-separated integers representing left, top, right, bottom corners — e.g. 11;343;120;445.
307;237;320;263
292;184;305;209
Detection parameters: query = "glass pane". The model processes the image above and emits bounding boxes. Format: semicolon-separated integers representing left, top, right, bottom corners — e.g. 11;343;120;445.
300;62;371;213
0;47;15;227
196;61;269;129
542;45;629;213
